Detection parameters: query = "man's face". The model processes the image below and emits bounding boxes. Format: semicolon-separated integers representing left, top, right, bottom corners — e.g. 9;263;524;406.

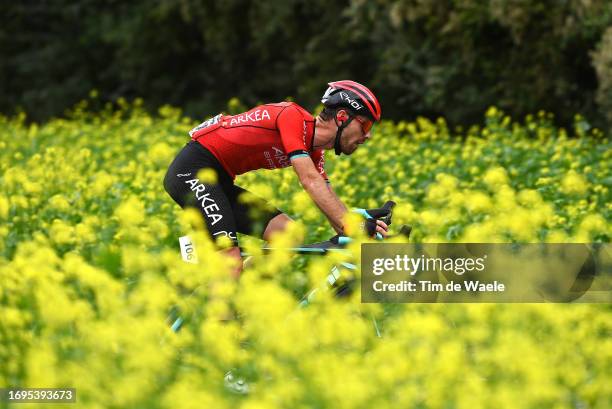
341;116;373;155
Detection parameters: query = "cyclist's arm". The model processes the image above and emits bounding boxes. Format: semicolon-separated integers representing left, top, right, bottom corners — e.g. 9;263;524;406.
291;156;348;234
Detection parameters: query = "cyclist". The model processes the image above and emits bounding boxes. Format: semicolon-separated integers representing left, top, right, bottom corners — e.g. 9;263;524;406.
163;80;388;276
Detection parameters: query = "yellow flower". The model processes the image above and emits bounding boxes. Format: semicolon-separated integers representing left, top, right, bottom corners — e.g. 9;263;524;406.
0;195;9;219
74;222;96;243
420;209;443;232
47;194;71;212
91;171;115;196
114;196;145;226
561;170;589;195
577;214;608;239
148;142;173;166
483;167;509;189
49;219;75;245
517;189;543;208
196;168;218;184
485;106;499;118
465;191;492;213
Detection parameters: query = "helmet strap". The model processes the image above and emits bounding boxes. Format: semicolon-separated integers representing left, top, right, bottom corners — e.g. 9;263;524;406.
333;116;353;156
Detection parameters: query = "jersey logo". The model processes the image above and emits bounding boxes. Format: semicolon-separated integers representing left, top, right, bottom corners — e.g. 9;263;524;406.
189;114;222;137
317;154;325;175
264;146;290;169
228;109;271;126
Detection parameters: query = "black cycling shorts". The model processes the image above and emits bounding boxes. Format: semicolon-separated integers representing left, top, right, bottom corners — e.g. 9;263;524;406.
163;141;282;247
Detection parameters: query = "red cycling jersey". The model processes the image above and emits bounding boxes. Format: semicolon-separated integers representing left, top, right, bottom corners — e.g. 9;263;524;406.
189;102;327;181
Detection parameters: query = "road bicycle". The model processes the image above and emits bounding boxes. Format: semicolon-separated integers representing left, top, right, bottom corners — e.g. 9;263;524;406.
167;201;411;393
168;201;411;331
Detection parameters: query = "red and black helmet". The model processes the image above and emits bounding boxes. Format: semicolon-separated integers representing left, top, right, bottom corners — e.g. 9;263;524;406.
321;80;382;122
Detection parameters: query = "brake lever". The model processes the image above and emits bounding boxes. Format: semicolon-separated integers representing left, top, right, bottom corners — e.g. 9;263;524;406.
397;225;412;239
378;201;395;225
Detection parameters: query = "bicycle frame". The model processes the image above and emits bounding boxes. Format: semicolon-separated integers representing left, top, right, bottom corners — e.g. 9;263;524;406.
170;201;411;332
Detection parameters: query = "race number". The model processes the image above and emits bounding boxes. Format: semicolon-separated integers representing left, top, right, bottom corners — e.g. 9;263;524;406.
179;235;198;264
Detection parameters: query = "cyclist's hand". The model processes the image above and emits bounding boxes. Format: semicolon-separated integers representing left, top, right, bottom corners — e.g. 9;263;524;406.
364;219;389;238
376;219;389;237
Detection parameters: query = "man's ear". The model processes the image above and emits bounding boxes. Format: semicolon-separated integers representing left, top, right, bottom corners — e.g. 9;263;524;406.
336;109;349;123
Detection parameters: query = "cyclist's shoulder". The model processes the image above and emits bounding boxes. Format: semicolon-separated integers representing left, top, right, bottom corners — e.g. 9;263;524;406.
263;101;314;121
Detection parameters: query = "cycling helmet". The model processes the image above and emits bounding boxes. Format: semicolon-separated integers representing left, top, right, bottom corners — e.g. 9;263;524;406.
321;80;381;122
321;80;382;155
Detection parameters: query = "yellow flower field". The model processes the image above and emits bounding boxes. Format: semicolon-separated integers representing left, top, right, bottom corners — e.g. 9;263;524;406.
0;100;610;408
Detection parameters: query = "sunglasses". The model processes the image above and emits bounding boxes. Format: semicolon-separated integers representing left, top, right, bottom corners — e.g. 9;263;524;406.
353;116;374;134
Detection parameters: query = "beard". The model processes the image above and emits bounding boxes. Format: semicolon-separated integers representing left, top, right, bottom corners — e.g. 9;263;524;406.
341;138;358;155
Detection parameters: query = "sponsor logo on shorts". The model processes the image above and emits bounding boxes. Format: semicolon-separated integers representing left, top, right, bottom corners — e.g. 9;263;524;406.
213;231;238;240
178;173;223;226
